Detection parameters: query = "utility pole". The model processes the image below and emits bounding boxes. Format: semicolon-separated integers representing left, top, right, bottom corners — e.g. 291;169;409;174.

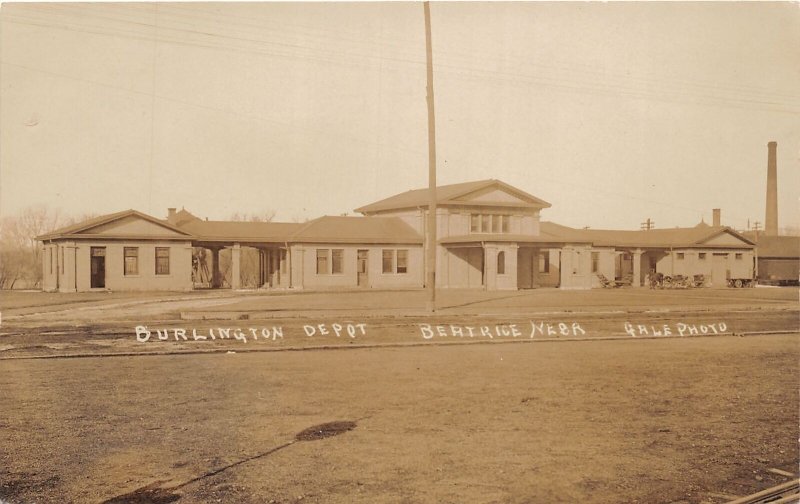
640;218;654;231
424;1;437;312
751;221;761;282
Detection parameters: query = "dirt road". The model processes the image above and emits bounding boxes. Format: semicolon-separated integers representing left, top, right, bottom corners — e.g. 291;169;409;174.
1;334;797;504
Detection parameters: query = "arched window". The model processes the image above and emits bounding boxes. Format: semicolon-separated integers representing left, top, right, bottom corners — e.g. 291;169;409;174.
497;251;506;275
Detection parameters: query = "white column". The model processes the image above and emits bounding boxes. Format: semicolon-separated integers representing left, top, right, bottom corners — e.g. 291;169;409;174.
231;243;241;290
484;244;497;290
294;247;304;289
559;247;572;290
633;249;643;288
61;242;77;292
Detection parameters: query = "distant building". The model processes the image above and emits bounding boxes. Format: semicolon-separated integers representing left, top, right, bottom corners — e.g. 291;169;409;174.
37;179;758;292
540;221;756;289
742;232;800;286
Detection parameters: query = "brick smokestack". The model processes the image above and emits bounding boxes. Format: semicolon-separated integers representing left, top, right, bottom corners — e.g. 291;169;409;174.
765;141;778;235
712;208;721;227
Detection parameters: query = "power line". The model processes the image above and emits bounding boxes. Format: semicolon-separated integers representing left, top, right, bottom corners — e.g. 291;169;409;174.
5;7;800;114
160;3;800;103
2;8;791;226
0;58;772;226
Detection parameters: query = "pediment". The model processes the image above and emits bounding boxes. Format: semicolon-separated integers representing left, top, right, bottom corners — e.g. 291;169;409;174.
452;185;538;206
77;215;190;237
700;231;752;247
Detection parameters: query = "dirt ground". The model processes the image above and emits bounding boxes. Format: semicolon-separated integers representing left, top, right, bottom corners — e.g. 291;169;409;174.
1;334;798;504
2;287;797;322
1;288;797;503
1;286;797;359
0;309;797;360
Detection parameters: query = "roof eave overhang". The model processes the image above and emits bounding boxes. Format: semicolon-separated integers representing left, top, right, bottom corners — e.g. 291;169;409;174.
38;233;195;242
192;236;295;244
291;239;423;245
357;201;549;214
440;237;580;246
604;243;755;250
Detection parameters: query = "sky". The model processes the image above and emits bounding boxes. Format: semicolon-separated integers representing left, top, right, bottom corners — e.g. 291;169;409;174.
1;2;799;232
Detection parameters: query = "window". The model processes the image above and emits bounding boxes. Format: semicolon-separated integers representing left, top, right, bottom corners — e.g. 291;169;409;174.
316;249;328;274
699;253;707;260
382;250;393;273
331;249;343;274
124;247;139;275
155;247;170;275
382;249;408;274
316;249;343;275
591;252;599;273
470;213;512;233
497;251;505;275
396;250;408;274
676;253;685;260
735;253;743;260
539;251;550;273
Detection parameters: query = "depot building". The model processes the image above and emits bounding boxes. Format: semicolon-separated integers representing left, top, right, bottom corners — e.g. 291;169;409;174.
37;179;756;293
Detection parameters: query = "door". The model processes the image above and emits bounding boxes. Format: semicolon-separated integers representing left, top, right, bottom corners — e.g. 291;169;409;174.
711;253;729;288
90;247;106;288
517;248;532;289
357;250;369;287
467;248;484;287
516;248;538;289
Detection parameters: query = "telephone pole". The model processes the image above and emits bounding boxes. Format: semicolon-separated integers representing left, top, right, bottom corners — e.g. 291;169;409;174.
424;1;437;312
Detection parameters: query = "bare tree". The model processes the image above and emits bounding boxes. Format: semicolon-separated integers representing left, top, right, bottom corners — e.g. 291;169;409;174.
0;217;24;289
228;211;277;223
0;205;67;289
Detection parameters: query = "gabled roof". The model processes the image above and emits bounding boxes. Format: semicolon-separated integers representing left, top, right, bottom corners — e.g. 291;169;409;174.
540;222;755;249
176;214;422;244
37;210;193;241
39;208;422;245
290;216;422;244
179;220;304;243
440;233;581;245
747;235;800;259
355;179;551;214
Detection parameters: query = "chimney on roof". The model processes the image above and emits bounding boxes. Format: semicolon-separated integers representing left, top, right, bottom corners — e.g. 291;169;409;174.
765;141;778;236
167;208;177;223
712;208;721;227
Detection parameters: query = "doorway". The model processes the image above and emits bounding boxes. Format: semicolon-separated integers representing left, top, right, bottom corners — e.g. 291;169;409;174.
357;250;369;287
517;247;539;289
90;247;106;288
711;253;729;288
467;248;484;287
